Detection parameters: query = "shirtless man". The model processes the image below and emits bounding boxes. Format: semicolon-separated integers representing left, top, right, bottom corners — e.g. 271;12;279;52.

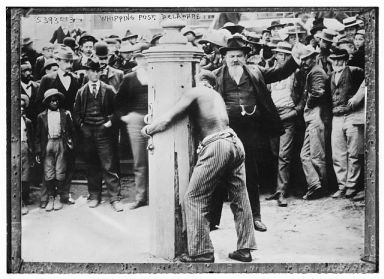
142;70;256;263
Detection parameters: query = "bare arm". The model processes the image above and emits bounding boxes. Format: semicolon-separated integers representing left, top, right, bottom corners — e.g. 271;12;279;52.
144;89;199;136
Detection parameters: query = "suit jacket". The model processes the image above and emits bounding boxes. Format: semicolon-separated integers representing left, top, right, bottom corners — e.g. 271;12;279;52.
73;81;116;128
330;66;365;116
37;71;81;113
213;56;298;137
82;66;123;92
33;56;46;81
22;116;35;154
35;109;74;158
303;64;331;123
21;81;40;123
49;26;71;44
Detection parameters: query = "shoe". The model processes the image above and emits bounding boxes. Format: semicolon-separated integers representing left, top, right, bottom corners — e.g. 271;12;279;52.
179;253;214;263
22;203;28;215
345;188;359;199
129;200;147;210
266;192;279;200
303;185;322;200
352;190;365;201
61;196;75;205
254;220;267;232
332;189;346;199
53;196;63;211
111;201;123;212
88;199;100;208
228;249;252;262
210;224;219;231
45;196;54;212
277;193;288;207
40;201;47;209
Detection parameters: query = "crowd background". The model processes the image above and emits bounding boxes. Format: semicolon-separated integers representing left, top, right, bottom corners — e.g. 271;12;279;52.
19;10;366;217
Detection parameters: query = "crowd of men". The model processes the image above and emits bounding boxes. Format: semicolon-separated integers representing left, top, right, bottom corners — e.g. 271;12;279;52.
20;13;366;262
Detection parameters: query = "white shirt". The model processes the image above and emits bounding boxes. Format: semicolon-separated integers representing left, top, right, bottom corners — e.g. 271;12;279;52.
21;81;32;98
47;109;61;138
58;69;71;91
88;80;101;97
271;74;295;109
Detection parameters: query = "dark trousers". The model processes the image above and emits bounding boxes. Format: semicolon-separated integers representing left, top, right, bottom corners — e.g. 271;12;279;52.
210;115;263;226
270;119;296;195
81;124;121;203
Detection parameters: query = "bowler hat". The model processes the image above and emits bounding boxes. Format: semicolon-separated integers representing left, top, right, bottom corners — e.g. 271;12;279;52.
300;45;318;60
272;41;292;54
95;42;109;58
310;18;326;35
221;22;245;35
268;20;285;30
79;34;98;46
316;29;337;43
20;94;30;108
63;37;79;50
84;58;102;71
219;34;251;56
329;48;349;60
343;16;362;28
22;37;33;46
56;46;74;61
43;88;65;105
42;58;59;72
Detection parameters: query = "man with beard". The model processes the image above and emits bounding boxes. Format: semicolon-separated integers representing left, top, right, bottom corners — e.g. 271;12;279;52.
328;48;365;200
37;46;81;208
211;35;303;232
299;45;331;200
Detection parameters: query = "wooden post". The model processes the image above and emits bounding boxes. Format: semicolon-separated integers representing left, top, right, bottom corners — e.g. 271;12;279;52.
144;20;203;260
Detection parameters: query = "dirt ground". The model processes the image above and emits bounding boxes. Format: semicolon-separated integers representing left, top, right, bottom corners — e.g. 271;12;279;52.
21;176;364;263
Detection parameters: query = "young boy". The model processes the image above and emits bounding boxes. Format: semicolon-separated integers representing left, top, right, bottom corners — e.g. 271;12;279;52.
35;89;74;211
21;94;34;215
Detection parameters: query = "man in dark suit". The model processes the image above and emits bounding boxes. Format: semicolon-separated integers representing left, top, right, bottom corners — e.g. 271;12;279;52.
211;35;303;232
73;59;123;212
299;45;331;200
21;60;40;123
36;46;81;207
33;43;54;81
49;23;71;44
83;42;124;91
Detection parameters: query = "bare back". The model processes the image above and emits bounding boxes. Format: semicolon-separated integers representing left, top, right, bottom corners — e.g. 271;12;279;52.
188;86;229;140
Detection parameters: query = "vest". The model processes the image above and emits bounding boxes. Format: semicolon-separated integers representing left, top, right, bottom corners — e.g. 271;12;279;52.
83;90;106;125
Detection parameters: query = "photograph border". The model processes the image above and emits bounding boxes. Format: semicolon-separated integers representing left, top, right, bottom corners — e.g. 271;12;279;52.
6;6;378;273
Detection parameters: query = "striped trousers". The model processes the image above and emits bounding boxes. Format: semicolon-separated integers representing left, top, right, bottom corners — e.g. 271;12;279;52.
184;129;257;256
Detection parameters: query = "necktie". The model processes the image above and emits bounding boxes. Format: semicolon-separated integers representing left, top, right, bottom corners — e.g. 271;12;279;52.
63;72;71;77
92;83;97;98
25;84;32;89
